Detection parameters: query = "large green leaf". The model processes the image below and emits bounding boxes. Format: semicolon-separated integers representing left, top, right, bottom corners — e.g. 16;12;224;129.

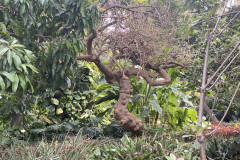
12;74;19;92
0;23;7;33
0;75;5;91
10;39;18;45
24;49;35;60
0;71;15;82
5;79;11;89
20;3;26;15
21;64;29;74
169;94;177;106
150;100;162;115
0;46;9;58
25;76;34;93
139;106;149;120
12;52;22;70
12;44;25;48
19;74;26;91
0;39;9;44
24;64;38;73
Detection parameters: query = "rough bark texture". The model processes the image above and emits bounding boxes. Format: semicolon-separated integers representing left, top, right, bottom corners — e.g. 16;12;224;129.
114;76;143;135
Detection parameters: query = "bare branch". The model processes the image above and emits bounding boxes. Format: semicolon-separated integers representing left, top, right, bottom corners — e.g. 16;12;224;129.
86;31;96;55
126;67;171;86
214;12;240;38
102;0;152;13
205;41;240;88
207;47;240;90
76;55;93;61
193;11;240;25
212;3;226;35
198;31;212;124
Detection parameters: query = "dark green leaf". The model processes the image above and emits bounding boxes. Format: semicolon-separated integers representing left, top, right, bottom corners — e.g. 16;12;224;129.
20;3;26;15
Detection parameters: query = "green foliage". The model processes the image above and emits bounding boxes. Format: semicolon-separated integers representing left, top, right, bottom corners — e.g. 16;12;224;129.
0;130;200;159
93;134;164;159
130;72;197;130
93;133;199;160
0;0;100;91
0;0;99;39
0;37;37;92
0;132;102;160
206;137;240;160
176;0;240;122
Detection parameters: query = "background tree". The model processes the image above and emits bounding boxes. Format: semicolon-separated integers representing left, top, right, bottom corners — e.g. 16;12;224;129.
0;0;99;134
179;0;240;158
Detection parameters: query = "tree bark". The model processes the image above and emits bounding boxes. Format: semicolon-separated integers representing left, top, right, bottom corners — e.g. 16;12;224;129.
114;75;143;135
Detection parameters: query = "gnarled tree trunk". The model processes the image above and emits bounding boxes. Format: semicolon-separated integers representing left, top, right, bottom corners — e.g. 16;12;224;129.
77;0;187;136
114;75;143;136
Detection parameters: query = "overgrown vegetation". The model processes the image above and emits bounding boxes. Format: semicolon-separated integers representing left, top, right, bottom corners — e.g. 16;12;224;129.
0;0;239;159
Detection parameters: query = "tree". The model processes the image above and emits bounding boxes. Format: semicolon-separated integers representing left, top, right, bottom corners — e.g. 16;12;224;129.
0;0;99;129
76;0;189;135
180;0;240;158
0;0;99;91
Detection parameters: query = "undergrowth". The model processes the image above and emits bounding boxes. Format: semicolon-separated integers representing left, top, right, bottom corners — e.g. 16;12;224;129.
0;128;201;160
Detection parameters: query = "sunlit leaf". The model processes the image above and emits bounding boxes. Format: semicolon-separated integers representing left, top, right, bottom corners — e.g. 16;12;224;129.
21;64;29;74
0;46;9;58
0;75;5;91
0;23;7;33
0;71;15;82
150;100;162;115
169;94;177;106
56;108;63;115
19;74;26;91
12;52;22;70
24;64;39;73
51;98;59;105
0;39;9;44
12;74;19;92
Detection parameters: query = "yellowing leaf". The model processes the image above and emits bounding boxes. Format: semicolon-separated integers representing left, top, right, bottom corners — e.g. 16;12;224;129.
40;115;51;124
56;108;63;115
